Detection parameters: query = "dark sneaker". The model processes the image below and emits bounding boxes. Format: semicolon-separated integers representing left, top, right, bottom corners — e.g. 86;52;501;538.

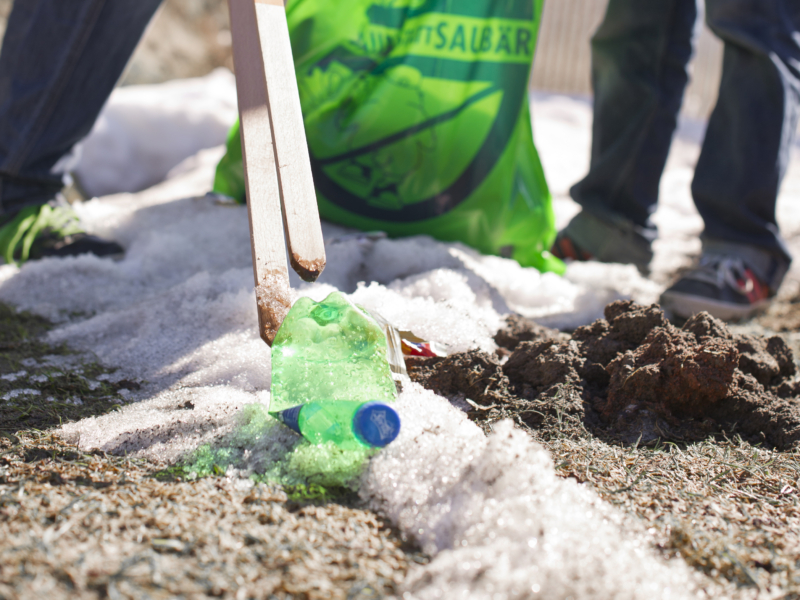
550;210;654;275
0;199;123;265
29;231;124;261
550;230;594;262
660;254;772;321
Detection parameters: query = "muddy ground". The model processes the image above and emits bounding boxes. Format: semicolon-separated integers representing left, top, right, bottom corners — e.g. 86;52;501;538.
410;300;800;451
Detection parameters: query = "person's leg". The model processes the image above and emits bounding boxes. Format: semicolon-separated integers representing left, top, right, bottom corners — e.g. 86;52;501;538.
554;0;698;270
692;0;800;290
0;0;163;216
660;0;800;320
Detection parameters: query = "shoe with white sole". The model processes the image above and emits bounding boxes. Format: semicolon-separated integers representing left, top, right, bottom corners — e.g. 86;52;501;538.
660;254;772;321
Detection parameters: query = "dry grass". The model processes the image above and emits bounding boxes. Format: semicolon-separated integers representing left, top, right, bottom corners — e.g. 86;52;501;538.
0;303;420;599
539;432;800;598
0;432;416;600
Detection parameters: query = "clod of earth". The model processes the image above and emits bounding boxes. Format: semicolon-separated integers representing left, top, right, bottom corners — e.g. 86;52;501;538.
492;314;563;353
410;300;800;449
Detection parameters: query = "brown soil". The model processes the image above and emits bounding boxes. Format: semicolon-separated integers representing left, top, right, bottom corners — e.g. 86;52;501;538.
409;303;800;450
492;314;564;354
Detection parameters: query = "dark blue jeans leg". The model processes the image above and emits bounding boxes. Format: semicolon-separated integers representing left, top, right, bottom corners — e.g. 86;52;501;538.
0;0;163;217
693;0;800;285
570;0;698;234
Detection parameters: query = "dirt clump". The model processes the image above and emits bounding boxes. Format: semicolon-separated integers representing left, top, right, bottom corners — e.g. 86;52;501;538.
407;344;595;438
602;329;739;419
493;314;562;353
409;301;800;449
406;351;514;410
735;334;795;386
573;301;669;366
504;339;584;392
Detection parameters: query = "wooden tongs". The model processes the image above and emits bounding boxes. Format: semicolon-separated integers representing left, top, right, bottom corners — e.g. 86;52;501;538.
227;0;326;345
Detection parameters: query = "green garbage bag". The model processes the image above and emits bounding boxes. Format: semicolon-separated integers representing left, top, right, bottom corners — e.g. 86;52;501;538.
214;0;563;273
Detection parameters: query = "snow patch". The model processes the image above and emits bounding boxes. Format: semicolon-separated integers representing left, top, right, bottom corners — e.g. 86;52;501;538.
74;69;237;197
366;392;698;599
1;371;26;382
2;389;41;401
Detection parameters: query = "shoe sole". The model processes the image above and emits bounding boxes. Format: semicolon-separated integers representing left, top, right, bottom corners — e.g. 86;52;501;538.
561;212;654;275
660;290;770;321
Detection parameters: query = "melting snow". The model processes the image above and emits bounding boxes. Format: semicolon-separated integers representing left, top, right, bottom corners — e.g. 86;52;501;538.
2;389;41;401
1;371;26;382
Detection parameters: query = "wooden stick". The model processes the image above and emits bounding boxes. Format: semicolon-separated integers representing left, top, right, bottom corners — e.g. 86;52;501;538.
228;0;291;345
228;0;327;345
253;0;326;283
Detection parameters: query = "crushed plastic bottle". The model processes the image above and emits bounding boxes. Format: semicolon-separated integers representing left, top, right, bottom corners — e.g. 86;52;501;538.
269;291;397;413
271;400;401;449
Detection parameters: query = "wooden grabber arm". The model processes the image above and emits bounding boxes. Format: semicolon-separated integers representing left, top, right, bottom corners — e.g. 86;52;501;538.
227;0;327;345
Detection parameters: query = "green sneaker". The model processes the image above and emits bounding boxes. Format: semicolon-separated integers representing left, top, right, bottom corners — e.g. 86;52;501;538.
0;200;124;266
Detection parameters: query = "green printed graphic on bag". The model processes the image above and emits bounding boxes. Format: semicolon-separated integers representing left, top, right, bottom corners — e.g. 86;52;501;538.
214;0;563;273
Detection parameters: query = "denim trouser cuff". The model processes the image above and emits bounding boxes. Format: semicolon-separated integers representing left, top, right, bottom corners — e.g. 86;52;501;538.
702;237;791;293
0;172;64;217
0;0;163;221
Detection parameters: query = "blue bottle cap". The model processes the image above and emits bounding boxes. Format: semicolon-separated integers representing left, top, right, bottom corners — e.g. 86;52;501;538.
353;403;401;447
272;404;303;435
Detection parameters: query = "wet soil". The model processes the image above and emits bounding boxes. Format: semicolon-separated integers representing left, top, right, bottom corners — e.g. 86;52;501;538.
0;303;135;433
409;301;800;450
492;314;565;354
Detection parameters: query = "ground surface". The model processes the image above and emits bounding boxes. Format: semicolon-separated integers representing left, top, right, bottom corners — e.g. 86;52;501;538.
411;306;800;597
0;433;414;600
2;300;800;598
0;306;420;600
546;430;800;596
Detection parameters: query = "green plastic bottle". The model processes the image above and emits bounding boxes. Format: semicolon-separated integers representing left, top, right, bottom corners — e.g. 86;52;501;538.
271;400;401;450
269;292;397;414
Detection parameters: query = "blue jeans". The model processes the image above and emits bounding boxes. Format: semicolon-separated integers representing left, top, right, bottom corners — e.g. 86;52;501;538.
570;0;800;288
0;0;162;217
